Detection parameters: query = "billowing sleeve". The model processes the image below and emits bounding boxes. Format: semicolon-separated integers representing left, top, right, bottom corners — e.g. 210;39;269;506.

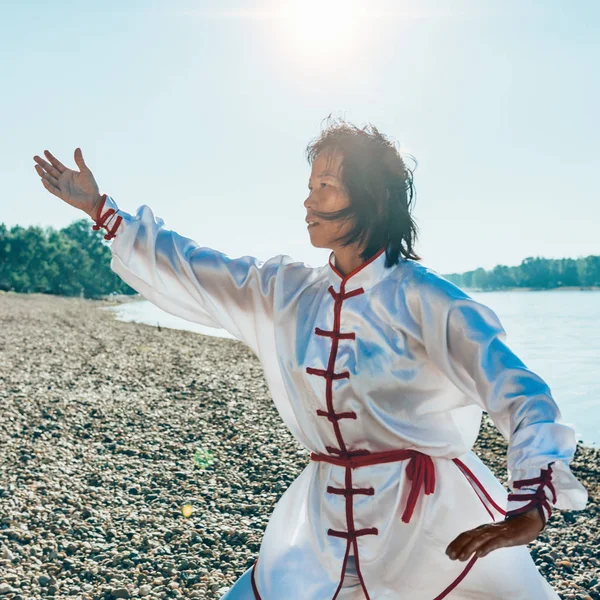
406;267;588;530
91;194;291;356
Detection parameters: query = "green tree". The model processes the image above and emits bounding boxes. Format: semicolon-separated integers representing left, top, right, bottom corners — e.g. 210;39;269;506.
577;256;600;287
0;218;136;298
442;255;600;291
471;267;489;290
519;257;552;289
489;265;515;290
556;258;579;287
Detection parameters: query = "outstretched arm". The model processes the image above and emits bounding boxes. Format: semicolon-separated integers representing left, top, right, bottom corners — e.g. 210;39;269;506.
405;267;588;560
93;194;289;353
33;148;291;356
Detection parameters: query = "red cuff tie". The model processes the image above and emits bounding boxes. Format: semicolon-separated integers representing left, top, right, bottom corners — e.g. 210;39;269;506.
92;193;122;240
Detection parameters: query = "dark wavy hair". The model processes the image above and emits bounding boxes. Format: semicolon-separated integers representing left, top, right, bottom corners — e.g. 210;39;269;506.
305;116;421;267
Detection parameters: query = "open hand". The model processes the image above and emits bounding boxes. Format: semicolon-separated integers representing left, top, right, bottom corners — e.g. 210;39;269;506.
33;148;102;220
446;506;544;561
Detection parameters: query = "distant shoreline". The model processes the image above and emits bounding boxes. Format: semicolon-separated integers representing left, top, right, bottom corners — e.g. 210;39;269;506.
461;286;600;293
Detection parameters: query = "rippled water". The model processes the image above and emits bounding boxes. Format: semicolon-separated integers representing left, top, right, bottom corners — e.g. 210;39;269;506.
102;290;600;447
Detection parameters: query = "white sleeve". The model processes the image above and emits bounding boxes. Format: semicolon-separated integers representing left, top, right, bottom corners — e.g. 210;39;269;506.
92;194;291;356
406;267;588;529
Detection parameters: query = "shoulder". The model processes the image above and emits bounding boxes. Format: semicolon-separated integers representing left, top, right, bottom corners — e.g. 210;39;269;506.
387;259;472;304
265;254;327;304
269;254;325;281
388;260;503;334
405;262;507;337
253;253;319;277
406;261;472;302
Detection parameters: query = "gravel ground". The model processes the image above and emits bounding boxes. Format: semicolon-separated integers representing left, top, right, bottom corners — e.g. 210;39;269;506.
0;292;598;600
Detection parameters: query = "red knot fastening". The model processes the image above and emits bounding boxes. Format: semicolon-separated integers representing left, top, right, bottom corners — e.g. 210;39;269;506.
92;193;122;240
504;463;556;527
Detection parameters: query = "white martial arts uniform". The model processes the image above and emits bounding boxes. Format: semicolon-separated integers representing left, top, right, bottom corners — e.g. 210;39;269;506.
93;195;588;600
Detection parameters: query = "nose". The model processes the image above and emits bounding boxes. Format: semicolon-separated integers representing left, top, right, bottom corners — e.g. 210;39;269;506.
304;190;315;210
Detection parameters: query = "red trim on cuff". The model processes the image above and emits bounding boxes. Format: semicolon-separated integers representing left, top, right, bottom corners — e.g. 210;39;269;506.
92;193;122;240
504;464;555;529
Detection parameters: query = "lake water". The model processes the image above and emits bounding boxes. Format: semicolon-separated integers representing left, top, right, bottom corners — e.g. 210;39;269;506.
101;290;600;448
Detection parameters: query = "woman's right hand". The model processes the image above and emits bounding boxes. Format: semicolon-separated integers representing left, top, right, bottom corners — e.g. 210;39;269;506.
33;148;102;220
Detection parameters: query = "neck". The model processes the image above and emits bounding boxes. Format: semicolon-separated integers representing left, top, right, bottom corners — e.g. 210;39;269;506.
332;244;369;277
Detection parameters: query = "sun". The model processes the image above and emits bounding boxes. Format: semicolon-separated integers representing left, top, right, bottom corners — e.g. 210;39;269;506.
272;0;366;59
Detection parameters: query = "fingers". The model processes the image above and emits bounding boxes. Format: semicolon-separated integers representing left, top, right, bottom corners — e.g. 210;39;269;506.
446;512;543;563
75;148;88;171
33;155;62;180
446;523;486;559
446;524;497;561
472;537;504;559
34;164;59;188
43;149;67;174
40;177;62;198
455;529;499;561
73;147;89;172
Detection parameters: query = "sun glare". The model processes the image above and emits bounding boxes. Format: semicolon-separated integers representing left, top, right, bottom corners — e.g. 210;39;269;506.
273;0;366;58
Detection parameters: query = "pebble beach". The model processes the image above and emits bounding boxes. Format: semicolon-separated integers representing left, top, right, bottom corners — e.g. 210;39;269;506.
0;292;598;600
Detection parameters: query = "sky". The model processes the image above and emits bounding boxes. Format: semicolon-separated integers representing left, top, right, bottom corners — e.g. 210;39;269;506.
2;0;598;275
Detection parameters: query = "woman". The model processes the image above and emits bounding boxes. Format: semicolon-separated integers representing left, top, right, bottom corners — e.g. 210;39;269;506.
34;119;588;600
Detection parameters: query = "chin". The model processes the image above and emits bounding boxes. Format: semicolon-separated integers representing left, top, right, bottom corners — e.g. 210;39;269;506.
307;235;328;250
308;227;337;250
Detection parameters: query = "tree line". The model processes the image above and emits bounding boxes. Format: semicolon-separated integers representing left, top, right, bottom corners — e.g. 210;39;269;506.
1;219;599;298
0;219;136;299
444;256;600;291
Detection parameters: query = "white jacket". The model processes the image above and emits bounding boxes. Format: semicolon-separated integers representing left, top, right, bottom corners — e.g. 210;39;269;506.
93;195;588;600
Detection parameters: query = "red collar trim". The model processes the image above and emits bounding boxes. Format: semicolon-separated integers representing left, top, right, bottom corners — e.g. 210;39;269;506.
328;246;386;285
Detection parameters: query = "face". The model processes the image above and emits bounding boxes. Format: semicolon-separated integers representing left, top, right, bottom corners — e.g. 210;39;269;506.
304;150;354;250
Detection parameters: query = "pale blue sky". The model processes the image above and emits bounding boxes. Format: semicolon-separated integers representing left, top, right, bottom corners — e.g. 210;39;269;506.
2;0;598;274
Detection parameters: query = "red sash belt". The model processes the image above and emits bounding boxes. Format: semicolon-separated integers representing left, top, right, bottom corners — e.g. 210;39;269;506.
310;448;436;523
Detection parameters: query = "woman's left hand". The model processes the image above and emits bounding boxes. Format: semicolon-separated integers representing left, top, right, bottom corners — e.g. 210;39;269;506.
445;506;544;561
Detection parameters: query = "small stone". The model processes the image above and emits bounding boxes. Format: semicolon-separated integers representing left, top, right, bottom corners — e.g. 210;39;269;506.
558;559;572;567
111;588;130;599
1;547;14;561
38;575;51;586
138;585;152;597
0;583;15;595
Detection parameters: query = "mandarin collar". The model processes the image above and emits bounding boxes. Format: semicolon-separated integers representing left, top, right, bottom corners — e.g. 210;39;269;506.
326;246;391;293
